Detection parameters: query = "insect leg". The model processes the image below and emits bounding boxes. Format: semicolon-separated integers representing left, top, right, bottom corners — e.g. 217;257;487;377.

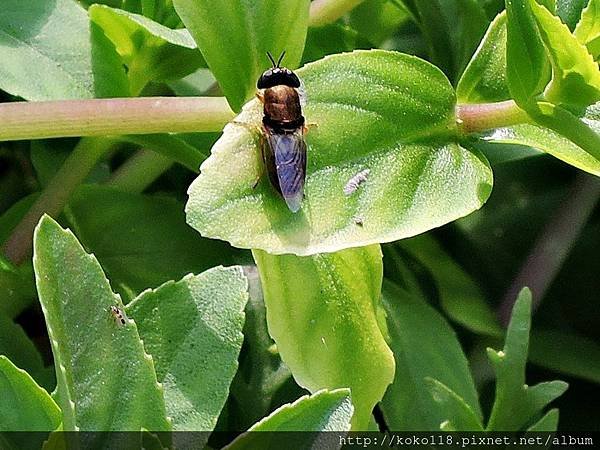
253;131;267;189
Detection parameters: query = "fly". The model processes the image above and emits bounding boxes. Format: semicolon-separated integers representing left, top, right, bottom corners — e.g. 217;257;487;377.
109;305;127;326
257;51;307;213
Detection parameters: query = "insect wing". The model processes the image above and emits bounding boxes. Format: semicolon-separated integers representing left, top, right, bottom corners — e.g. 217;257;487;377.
267;130;306;213
298;78;308;107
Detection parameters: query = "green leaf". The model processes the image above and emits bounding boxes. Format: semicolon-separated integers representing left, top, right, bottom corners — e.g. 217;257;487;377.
126;267;247;442
529;329;600;384
459;5;600;175
531;0;600;109
527;408;559;431
0;315;53;390
122;133;208;172
89;5;204;94
505;0;551;106
398;0;489;81
0;356;60;430
480;119;600;176
0;194;38;245
380;281;482;431
486;288;568;431
398;234;503;337
457;12;510;103
173;0;310;111
348;0;410;47
425;378;483;431
65;185;244;300
168;69;216;97
0;0;128;100
186;50;493;256
529;100;600;163
229;266;291;430
252;245;394;430
0;255;36;319
225;389;353;450
470;140;543;166
33;215;170;436
575;0;600;58
302;24;360;65
559;0;591;30
31;139;111;187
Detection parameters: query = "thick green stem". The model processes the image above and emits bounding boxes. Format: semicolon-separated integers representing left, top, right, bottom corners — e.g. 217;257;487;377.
0;97;234;142
106;150;174;194
309;0;365;26
456;100;532;133
2;138;116;265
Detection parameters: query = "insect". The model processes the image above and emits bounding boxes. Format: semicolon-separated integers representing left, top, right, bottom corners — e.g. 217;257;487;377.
343;169;370;196
109;305;127;326
256;51;307;213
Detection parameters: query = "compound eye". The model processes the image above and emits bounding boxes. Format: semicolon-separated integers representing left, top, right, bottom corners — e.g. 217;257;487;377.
287;72;301;88
257;70;273;89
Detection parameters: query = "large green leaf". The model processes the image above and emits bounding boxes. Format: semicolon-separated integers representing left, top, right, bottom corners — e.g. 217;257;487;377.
126;267;247;443
486;288;568;430
380;281;482;431
33;216;170;438
65;185;244;300
186;50;493;256
531;0;600;109
0;0;128;100
89;5;204;94
225;389;353;450
505;0;551;106
457;12;510;103
173;0;310;111
253;245;394;430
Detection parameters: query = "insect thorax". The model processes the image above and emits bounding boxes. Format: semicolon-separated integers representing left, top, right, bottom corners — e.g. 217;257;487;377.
263;85;304;129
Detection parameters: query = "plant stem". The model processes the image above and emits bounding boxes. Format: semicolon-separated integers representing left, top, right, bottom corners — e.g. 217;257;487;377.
2;137;116;265
498;172;600;326
456;100;532;133
0;97;234;142
309;0;365;26
106;149;174;193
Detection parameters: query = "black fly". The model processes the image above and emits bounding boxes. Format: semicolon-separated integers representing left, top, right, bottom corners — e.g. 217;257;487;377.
257;52;307;213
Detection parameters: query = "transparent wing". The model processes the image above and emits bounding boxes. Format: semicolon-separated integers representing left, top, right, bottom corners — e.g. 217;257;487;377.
298;77;308;107
266;130;307;213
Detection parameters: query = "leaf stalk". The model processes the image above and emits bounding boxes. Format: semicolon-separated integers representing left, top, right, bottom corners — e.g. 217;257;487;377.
0;97;234;142
456;100;532;133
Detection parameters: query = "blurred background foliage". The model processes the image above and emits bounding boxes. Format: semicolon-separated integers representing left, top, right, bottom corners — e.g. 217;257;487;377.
0;0;598;435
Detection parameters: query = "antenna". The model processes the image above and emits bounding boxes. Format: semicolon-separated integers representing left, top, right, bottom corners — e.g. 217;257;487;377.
266;52;277;67
276;51;286;67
